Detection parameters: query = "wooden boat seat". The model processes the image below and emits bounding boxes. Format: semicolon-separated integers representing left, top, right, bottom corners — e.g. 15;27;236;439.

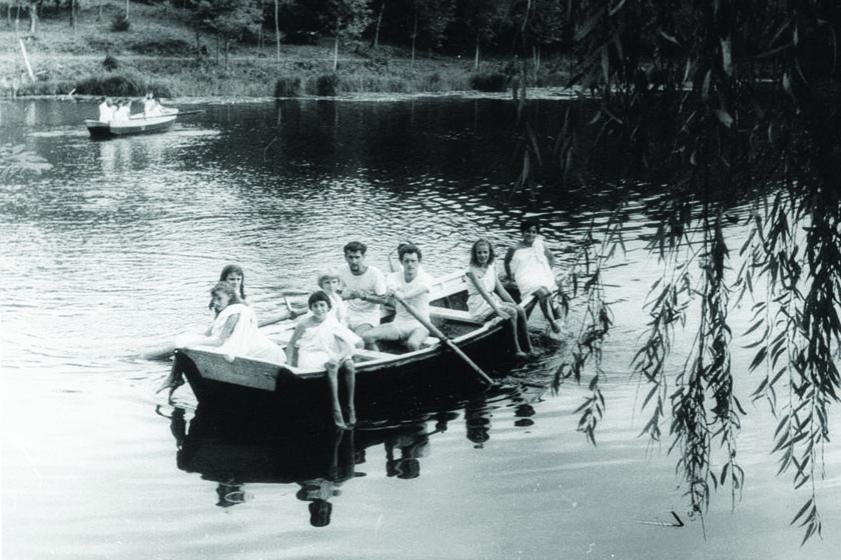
428;306;484;325
353;348;398;361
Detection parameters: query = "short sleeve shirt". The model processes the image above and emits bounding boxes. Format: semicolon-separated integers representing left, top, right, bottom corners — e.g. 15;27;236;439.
339;264;386;327
387;270;432;328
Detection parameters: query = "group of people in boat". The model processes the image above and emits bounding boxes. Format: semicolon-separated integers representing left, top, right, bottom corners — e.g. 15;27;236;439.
97;92;165;123
162;218;565;429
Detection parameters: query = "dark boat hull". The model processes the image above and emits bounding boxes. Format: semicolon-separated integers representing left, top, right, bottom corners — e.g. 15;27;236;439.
85;112;177;139
172;304;532;425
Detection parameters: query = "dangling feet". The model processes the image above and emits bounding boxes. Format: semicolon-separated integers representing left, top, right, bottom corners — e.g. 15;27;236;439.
156;370;184;394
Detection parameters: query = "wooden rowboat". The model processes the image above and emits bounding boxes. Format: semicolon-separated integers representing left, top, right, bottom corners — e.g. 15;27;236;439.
86;108;178;139
171;271;536;423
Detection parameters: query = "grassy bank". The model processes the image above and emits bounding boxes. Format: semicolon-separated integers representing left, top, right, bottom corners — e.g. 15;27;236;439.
0;1;568;98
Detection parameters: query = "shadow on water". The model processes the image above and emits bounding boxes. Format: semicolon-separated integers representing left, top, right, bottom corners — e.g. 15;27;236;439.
165;372;547;527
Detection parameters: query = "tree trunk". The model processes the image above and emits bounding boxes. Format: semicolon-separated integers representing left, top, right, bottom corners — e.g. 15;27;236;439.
225;39;230;71
410;14;417;69
474;34;480;71
274;0;280;63
215;34;220;66
373;0;386;49
27;3;37;35
70;0;76;31
125;0;130;19
195;31;201;60
333;34;339;72
98;0;103;21
532;44;540;77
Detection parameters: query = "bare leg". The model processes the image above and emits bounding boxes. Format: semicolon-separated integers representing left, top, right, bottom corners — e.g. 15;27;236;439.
354;324;379;351
515;305;534;353
325;362;348;429
500;303;525;357
342;359;357;426
405;327;429;351
536;289;561;332
156;361;184;395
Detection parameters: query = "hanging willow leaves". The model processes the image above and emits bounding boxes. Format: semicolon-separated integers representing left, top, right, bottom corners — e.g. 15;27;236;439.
511;0;841;544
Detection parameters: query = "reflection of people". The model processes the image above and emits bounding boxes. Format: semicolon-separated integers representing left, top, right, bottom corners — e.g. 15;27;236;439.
504;218;563;332
216;479;246;508
363;243;432;351
294;430;354;527
385;424;430;480
466;238;533;357
338;241;387;337
287;291;362;429
464;399;491;447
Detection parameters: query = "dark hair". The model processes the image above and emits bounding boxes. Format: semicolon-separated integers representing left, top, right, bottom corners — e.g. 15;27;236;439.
218;264;246;299
520;217;540;232
343;241;367;255
469;238;495;268
398;243;421;262
308;290;332;310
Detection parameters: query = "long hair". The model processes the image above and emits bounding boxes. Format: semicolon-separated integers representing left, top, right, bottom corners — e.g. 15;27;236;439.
218;264;246;299
210;281;243;316
469;238;496;268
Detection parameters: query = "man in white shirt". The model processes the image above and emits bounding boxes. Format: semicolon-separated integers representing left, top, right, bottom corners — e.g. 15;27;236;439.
363;243;432;351
338;241;387;337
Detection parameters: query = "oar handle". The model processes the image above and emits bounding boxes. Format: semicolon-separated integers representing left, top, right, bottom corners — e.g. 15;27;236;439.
391;294;494;385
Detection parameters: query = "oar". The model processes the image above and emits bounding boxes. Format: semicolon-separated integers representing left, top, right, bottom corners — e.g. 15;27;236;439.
140;295;307;361
390;294;494;386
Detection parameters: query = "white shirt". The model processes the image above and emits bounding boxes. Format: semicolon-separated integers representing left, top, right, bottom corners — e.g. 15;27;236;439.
339;264;386;328
98;102;112;122
387;269;432;327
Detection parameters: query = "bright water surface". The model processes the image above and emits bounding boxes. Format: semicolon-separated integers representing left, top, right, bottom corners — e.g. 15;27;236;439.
1;97;839;560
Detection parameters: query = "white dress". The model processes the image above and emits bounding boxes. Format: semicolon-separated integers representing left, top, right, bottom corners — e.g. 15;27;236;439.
466;266;502;321
179;303;286;364
509;237;556;300
296;315;362;370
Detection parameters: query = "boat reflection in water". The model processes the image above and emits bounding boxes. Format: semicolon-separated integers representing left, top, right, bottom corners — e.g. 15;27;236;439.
168;404;472;527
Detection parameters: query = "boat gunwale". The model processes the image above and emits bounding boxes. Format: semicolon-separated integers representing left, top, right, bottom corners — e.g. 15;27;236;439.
177;271;535;387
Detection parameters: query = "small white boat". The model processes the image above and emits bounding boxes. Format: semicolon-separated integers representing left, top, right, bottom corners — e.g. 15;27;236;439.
85;108;178;139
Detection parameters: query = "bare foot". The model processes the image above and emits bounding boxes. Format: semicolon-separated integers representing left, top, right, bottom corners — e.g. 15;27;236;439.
155;373;183;394
549;320;562;333
515;351;528;359
347;411;357;427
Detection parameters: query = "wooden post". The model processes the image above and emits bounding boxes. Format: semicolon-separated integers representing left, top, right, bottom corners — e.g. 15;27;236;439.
19;38;35;81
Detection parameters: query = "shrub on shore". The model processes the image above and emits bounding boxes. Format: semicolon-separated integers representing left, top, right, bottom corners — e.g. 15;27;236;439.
74;72;173;98
314;73;339;96
275;76;302;97
102;55;120;71
469;71;509;92
111;15;130;32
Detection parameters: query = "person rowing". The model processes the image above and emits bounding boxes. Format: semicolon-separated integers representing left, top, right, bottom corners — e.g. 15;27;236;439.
504;218;564;333
362;243;432;352
97;97;113;122
338;241;387;341
466;238;533;357
286;291;363;429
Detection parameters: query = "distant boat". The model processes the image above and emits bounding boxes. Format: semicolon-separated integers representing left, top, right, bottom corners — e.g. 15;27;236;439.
85;108;178;139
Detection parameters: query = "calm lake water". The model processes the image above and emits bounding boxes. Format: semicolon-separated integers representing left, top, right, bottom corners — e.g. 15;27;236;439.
1;96;839;560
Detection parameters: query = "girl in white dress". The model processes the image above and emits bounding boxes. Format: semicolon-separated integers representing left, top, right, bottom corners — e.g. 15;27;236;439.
504;218;564;333
177;282;286;364
287;291;363;429
466;239;533;357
